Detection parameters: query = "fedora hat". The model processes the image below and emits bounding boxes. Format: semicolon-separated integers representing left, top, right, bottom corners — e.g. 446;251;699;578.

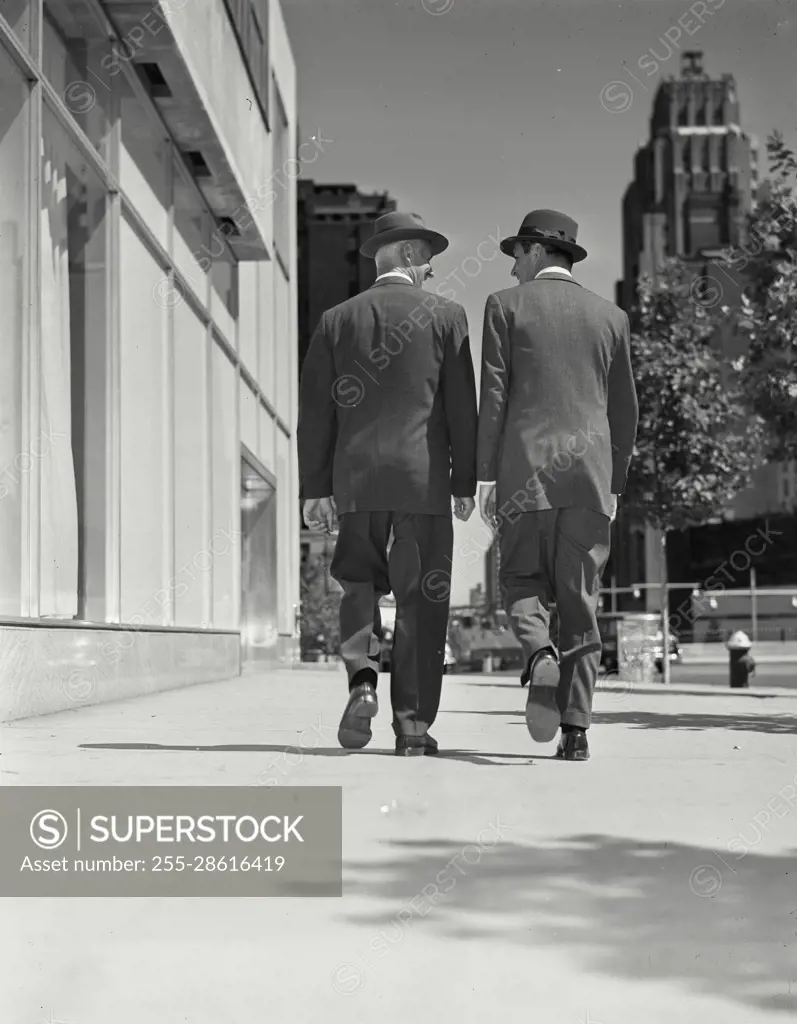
360;211;449;259
500;209;587;262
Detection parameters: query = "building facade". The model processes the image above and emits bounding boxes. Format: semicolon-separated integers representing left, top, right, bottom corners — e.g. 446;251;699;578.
0;0;300;722
297;180;396;378
613;51;797;612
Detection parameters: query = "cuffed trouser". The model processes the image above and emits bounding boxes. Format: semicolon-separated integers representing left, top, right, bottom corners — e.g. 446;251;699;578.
498;507;610;729
329;511;453;737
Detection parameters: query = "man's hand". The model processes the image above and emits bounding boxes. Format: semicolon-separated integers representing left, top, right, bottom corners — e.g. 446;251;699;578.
609;495;618;523
303;497;338;534
479;483;497;527
453;497;475;522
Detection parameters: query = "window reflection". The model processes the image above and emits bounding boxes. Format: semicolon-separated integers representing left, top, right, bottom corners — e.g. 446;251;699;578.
3;0;34;52
173;158;212;306
0;47;30;615
41;106;109;619
43;0;113;160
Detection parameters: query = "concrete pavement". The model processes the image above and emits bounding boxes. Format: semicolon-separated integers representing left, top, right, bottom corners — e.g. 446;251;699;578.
1;666;797;1024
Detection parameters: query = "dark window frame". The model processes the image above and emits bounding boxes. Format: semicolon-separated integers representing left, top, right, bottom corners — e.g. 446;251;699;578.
222;0;270;131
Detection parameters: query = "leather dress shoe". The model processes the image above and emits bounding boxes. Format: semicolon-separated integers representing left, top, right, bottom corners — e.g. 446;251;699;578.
523;649;561;743
337;678;378;749
395;735;427;757
423;733;439;756
555;730;590;761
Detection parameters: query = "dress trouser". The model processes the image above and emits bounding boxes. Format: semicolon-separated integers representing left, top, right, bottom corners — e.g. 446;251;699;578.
498;507;611;729
330;511;453;737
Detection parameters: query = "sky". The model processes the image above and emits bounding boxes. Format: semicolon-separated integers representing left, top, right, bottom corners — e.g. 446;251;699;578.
282;0;797;603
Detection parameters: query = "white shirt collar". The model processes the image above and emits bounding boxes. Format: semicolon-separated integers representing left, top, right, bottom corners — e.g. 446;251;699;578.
374;269;414;284
535;266;573;279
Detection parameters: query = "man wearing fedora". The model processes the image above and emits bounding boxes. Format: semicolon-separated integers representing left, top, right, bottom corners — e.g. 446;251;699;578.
298;211;478;756
477;209;638;761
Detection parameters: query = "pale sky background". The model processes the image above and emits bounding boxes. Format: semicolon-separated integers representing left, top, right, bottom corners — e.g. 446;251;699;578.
283;0;797;603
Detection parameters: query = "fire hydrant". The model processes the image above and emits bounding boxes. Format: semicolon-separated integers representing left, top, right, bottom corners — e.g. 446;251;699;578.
726;630;756;689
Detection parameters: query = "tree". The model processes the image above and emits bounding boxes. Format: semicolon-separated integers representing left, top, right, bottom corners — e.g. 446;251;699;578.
299;553;341;658
624;258;767;531
624;258;767;681
726;131;797;461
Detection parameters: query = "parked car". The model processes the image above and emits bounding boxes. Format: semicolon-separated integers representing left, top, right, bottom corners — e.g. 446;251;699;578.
653;627;681;674
379;632;456;673
597;613;680;675
447;614;523;672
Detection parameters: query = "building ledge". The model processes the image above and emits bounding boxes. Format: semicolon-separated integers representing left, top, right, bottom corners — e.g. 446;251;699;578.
103;0;268;261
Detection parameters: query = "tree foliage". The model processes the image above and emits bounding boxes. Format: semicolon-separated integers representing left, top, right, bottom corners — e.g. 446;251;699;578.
299;553;340;656
624;258;766;532
725;131;797;461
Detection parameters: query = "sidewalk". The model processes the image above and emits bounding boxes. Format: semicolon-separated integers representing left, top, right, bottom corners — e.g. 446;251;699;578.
680;640;797;664
1;668;796;1024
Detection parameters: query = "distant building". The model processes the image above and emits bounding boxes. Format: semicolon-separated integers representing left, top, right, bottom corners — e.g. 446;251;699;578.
485;539;501;613
616;50;757;314
297;181;396;378
614;51;797;610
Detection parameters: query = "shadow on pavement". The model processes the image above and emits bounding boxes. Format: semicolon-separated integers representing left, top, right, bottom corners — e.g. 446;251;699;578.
78;742;537;766
443;708;797;734
591;710;797;733
342;833;797;1015
465;681;797;699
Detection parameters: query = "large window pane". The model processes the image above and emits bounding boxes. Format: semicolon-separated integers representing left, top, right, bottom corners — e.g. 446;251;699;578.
41;107;109;619
273;263;290;421
210;237;238;345
259;406;275;477
240;379;258;455
43;2;113;160
275;430;291;635
2;0;34;53
174;301;209;628
257;259;274;399
119;72;170;250
211;339;237;628
173;159;211;308
240;456;277;663
0;48;30;616
272;79;289;265
119;219;166;624
238;261;258;377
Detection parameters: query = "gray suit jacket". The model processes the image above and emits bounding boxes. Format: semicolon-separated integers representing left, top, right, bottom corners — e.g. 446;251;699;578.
476;272;638;518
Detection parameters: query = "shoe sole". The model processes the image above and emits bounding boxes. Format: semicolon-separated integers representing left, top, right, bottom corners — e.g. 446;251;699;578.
525;658;561;743
395;744;426;757
338;696;378;749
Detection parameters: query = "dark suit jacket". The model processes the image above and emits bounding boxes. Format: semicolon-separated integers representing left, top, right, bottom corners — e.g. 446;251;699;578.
476;272;638;518
298;278;478;516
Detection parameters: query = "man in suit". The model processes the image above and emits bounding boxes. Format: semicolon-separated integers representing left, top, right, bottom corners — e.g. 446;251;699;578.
477;210;638;761
298;211;478;756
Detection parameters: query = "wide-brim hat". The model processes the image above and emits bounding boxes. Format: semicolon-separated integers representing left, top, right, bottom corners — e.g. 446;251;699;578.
500;209;587;262
360;211;449;259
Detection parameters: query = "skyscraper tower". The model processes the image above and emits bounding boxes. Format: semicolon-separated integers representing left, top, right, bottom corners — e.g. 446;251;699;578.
613;53;760;601
617;51;758;312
